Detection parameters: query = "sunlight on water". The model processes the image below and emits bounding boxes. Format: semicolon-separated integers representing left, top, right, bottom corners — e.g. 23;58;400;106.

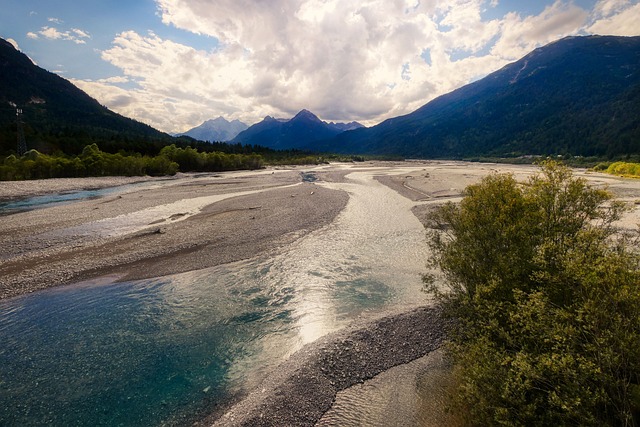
0;167;432;426
317;350;452;427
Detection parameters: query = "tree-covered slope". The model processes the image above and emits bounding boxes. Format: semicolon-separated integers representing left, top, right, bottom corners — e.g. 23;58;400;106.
324;36;640;158
0;38;173;155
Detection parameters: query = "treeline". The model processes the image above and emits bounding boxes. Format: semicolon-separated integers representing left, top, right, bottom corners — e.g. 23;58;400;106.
0;144;266;181
0;141;373;181
158;144;262;172
0;119;251;158
465;155;628;168
426;162;640;426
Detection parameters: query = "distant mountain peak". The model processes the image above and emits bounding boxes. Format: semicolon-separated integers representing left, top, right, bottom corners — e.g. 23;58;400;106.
328;121;365;132
209;116;228;123
177;116;248;142
292;109;321;122
262;115;287;122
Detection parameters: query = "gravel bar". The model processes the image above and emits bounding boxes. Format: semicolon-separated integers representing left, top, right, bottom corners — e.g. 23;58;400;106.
211;305;449;427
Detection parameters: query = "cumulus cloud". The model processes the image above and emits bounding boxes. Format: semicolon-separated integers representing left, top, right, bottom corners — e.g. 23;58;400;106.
588;2;640;36
76;0;640;133
28;25;91;44
6;38;20;50
491;1;588;59
592;0;631;18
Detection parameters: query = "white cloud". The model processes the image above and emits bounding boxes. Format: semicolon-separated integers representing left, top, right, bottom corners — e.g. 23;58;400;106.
6;38;20;50
437;1;501;53
75;0;639;134
588;2;640;36
97;76;131;84
39;26;64;40
491;1;588;59
592;0;630;18
72;28;91;39
30;25;91;44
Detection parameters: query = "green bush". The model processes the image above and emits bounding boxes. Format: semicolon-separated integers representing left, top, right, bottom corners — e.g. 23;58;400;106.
426;161;640;426
144;155;178;176
607;162;640;177
593;161;611;171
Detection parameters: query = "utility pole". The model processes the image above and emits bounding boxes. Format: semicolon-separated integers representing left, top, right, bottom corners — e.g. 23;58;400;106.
16;108;27;156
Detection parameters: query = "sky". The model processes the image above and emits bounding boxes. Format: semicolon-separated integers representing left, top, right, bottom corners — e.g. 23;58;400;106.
1;0;639;134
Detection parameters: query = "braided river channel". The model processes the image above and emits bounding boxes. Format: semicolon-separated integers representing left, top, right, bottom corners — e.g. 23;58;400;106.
0;166;442;426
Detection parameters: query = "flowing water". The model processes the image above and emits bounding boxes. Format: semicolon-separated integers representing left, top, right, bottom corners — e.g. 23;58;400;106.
0;180;169;216
0;167;433;426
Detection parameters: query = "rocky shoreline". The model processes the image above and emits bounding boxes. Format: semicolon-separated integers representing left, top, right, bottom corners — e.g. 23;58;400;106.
209;305;449;426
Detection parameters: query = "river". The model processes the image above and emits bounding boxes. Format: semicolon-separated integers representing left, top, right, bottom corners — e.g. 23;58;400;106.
0;165;434;426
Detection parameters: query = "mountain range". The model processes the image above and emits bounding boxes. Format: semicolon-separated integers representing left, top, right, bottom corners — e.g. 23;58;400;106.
177;117;248;142
1;35;638;159
231;109;364;150
321;35;640;158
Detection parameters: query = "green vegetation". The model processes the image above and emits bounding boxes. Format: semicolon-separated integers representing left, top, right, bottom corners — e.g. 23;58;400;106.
464;155;634;169
0;144;178;180
1;143;269;180
605;162;640;178
0;141;373;180
158;144;262;172
425;162;640;426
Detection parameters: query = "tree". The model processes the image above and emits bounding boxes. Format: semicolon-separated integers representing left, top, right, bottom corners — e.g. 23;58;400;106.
425;161;640;426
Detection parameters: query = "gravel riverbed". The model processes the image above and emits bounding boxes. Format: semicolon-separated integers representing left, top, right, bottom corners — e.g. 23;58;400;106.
0;170;348;300
210;305;449;427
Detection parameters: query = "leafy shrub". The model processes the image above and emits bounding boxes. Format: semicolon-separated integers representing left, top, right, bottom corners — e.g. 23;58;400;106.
607;162;640;177
593;162;611;171
426;161;640;426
